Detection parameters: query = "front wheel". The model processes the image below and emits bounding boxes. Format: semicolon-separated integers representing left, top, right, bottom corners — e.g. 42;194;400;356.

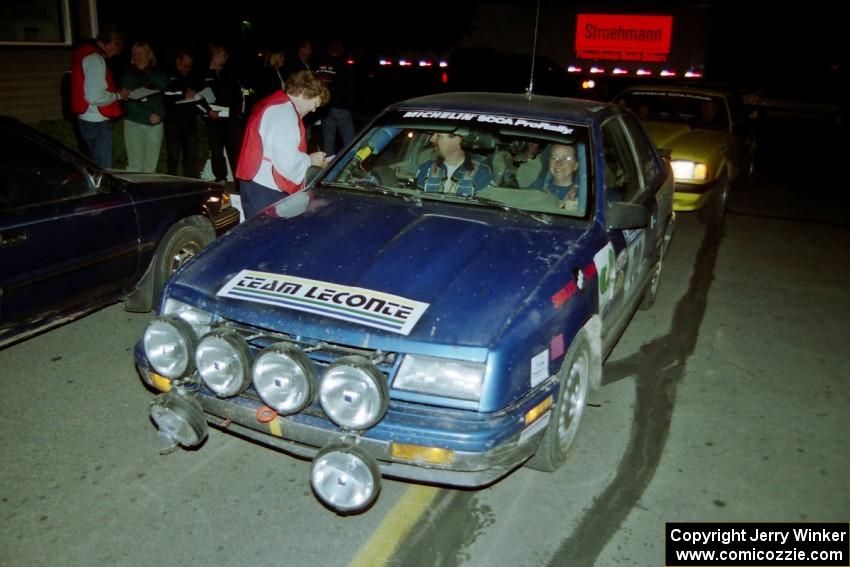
154;223;211;297
526;330;592;472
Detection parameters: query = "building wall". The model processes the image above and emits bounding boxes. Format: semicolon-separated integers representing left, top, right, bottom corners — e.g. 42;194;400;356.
0;0;97;123
0;48;72;122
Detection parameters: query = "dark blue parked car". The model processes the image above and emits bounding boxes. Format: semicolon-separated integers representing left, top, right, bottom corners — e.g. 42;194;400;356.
136;93;675;513
0;116;239;348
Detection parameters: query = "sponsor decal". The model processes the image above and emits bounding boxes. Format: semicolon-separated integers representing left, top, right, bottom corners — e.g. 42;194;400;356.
217;270;429;335
549;334;565;361
400;110;574;135
594;243;617;308
551;262;597;309
624;230;646;294
530;349;550;388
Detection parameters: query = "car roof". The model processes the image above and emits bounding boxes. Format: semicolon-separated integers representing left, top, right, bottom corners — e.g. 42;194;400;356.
618;84;735;98
387;92;615;125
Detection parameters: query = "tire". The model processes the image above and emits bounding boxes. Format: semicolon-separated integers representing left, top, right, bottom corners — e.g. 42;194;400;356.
640;255;663;310
526;330;592;472
154;222;211;298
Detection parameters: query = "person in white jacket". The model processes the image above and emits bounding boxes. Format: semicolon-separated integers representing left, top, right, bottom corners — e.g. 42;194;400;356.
236;70;329;218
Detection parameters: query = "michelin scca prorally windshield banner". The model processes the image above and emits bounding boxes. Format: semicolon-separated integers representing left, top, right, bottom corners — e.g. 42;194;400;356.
217;270;430;335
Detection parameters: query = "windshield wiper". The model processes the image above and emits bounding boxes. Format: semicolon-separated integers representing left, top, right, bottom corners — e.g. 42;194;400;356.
323;180;422;204
464;194;554;225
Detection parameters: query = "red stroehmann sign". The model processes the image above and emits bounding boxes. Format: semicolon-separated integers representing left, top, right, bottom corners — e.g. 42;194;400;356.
575;14;673;62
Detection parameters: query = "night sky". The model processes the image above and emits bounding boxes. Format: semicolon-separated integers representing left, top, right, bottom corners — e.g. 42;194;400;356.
94;0;844;88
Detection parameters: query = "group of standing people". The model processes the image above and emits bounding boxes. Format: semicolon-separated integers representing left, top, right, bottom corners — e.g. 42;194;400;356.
71;26;246;179
71;28;356;219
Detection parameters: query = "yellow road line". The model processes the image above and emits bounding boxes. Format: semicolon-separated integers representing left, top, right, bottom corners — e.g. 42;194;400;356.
349;484;440;567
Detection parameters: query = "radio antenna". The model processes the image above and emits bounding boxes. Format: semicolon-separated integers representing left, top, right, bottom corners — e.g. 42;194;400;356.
527;0;541;98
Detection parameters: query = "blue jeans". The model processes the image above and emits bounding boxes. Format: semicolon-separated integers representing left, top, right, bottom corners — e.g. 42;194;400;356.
240;179;286;218
322;107;355;155
78;119;113;169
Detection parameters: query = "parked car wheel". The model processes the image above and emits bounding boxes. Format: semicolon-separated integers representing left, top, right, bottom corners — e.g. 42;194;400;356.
154;222;211;294
527;330;591;472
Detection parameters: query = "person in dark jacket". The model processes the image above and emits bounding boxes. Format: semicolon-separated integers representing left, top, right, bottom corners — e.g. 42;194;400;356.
203;43;243;182
254;47;286;100
163;49;203;177
315;39;356;155
119;41;169;172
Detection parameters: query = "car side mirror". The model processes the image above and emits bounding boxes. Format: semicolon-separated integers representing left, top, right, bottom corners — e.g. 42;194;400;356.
658;148;672;161
607;201;650;230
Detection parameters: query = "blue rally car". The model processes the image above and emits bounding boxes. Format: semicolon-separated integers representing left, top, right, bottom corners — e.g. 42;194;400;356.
136;93;675;514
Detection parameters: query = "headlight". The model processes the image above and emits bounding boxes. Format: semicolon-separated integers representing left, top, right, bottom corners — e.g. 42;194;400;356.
143;316;197;379
163;298;213;337
319;356;388;430
310;444;380;515
195;330;252;397
671;160;708;181
253;344;317;414
394;354;485;401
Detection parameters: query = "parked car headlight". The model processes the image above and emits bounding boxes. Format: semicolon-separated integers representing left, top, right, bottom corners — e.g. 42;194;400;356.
163;298;213;337
253;344;317;414
671;160;708;181
143;316;197;379
196;330;253;397
319;356;388;430
394;354;485;402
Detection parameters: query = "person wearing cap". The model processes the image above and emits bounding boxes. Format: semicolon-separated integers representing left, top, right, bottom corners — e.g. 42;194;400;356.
415;131;493;196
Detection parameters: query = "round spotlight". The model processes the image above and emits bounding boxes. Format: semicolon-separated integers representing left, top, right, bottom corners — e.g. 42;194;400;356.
149;393;208;448
253;344;317;414
195;330;252;397
319;356;388;430
143;316;197;379
310;444;380;514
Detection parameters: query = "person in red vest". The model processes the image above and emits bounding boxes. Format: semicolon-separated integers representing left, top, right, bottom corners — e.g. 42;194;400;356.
70;24;129;169
236;70;330;218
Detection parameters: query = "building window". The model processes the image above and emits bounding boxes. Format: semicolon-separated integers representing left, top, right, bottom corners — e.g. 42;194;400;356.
0;0;71;46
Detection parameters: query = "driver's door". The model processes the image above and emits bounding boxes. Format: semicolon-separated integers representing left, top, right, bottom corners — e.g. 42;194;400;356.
0;124;138;330
597;115;658;352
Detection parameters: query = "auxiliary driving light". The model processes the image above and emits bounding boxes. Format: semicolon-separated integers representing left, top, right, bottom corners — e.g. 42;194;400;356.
252;344;317;414
195;330;253;397
310;444;380;514
319;356;388;430
149;392;208;448
143;316;198;379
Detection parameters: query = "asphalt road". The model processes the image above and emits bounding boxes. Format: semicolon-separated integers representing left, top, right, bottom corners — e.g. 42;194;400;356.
1;119;848;567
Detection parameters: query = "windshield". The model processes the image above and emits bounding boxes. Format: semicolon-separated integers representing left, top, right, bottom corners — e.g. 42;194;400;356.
322;110;591;218
617;91;729;131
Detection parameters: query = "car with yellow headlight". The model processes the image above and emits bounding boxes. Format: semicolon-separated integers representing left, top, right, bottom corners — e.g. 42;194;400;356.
614;85;756;223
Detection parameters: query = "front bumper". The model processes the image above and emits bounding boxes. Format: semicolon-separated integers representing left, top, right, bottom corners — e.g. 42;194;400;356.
136;352;555;488
210;205;240;235
673;178;722;212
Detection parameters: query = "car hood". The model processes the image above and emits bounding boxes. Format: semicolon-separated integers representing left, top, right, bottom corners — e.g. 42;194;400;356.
111;172;221;197
170;190;587;349
642;121;730;161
